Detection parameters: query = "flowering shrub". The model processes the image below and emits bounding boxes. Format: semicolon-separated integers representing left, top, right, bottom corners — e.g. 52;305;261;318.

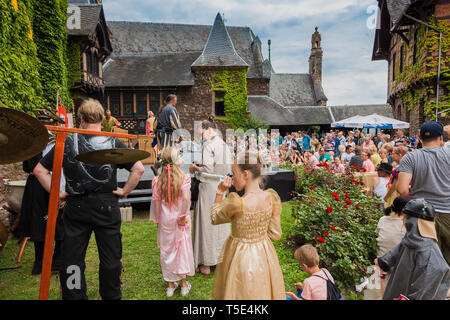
281;163;383;288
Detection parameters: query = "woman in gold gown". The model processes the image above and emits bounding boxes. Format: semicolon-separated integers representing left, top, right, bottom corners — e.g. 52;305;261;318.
210;151;286;300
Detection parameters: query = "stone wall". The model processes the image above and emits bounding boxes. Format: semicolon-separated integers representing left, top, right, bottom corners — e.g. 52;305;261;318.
386;4;450;133
175;70;231;138
247;78;269;96
436;0;450;19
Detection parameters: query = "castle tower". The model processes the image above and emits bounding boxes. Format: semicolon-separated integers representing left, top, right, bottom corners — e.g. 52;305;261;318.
309;26;323;84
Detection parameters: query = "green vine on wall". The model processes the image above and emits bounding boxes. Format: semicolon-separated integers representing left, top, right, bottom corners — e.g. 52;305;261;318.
0;0;76;114
0;0;46;114
32;0;72;110
204;69;268;131
394;16;450;119
67;38;83;93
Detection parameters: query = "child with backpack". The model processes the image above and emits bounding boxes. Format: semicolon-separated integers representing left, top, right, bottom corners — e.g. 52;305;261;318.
286;244;343;300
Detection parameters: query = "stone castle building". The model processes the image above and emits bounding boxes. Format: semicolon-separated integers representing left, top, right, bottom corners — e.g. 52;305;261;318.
63;1;393;135
372;0;450;133
102;13;331;135
101;12;391;135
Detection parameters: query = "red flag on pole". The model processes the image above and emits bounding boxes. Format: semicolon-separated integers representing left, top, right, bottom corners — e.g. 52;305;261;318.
57;105;68;128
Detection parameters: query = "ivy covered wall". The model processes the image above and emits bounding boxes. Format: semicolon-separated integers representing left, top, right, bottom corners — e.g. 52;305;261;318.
391;17;450;119
0;0;46;113
0;0;72;114
205;69;268;131
31;0;71;110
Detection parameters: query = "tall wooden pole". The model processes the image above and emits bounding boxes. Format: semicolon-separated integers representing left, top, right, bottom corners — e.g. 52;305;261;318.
39;131;66;300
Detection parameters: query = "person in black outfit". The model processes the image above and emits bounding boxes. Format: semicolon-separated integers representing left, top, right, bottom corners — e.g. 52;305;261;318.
154;94;182;151
33;99;145;300
18;134;65;275
17;110;66;275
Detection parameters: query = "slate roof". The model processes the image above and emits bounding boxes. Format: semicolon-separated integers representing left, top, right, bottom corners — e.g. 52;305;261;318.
66;4;102;36
248;95;392;126
103;53;198;87
248;96;332;125
386;0;413;27
269;73;327;106
330;104;393;121
105;20;262;78
191;13;248;68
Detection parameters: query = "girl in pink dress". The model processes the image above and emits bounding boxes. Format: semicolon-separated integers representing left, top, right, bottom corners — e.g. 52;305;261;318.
150;148;195;297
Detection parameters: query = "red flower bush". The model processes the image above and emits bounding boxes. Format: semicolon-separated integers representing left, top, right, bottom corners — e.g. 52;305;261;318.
281;161;382;287
331;192;340;202
323;232;329;236
345;199;353;205
355;205;360;209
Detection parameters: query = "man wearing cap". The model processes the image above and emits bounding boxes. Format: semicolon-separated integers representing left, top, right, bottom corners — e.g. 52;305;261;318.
396;121;450;266
375;199;450;300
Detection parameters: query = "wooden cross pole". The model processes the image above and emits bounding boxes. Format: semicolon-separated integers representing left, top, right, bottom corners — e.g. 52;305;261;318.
38;125;137;300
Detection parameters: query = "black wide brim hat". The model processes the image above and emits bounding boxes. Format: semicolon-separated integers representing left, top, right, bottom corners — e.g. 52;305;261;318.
403;198;437;241
377;162;392;174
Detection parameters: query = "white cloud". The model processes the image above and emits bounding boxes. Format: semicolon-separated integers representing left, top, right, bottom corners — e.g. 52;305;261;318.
101;0;388;106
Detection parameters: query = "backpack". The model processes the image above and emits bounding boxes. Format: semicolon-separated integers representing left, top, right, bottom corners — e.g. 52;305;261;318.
312;270;343;300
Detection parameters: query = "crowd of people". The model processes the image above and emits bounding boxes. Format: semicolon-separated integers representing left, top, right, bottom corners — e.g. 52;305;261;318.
17;94;449;301
148;113;450;300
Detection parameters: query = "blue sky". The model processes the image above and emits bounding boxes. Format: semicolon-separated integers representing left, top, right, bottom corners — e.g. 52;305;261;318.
102;0;388;106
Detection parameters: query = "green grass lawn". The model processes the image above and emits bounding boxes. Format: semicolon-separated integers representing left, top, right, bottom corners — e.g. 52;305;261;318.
0;201;312;300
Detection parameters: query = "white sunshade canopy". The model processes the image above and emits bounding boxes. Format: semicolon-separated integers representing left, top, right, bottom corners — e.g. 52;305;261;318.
331;114;410;129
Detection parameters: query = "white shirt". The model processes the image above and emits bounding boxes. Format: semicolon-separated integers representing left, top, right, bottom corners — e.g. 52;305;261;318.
376;216;406;257
373;177;389;202
341;152;354;163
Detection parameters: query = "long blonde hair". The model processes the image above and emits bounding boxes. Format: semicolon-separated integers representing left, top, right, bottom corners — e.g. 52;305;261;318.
155;147;185;205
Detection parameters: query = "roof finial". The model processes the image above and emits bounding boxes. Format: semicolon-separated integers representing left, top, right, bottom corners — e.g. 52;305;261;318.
315;26;318;32
268;39;271;63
